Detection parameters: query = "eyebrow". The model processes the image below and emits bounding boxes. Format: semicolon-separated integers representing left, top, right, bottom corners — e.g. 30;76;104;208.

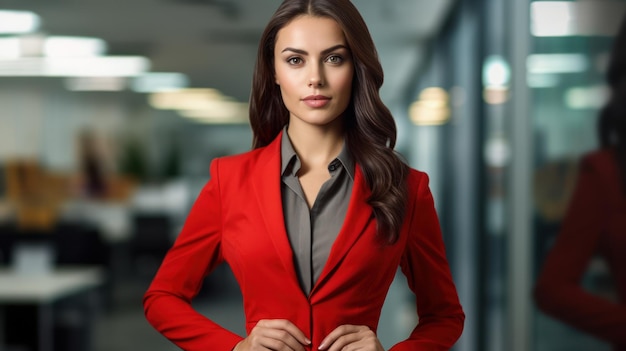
281;44;348;56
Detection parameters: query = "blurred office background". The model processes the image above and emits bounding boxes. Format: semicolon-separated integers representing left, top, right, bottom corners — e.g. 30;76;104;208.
0;0;624;350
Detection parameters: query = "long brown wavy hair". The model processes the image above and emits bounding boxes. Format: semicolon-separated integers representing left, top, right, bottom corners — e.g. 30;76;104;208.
249;0;409;243
598;15;626;194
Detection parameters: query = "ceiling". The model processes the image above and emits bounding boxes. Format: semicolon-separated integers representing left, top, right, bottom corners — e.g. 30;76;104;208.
0;0;456;104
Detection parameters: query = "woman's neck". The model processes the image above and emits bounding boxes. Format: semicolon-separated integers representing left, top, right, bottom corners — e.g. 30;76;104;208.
286;119;344;169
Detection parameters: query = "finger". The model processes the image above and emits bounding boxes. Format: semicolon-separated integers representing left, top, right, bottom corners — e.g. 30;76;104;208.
261;328;307;351
246;330;302;351
325;333;362;351
319;325;363;350
257;319;311;345
327;330;382;351
259;336;300;351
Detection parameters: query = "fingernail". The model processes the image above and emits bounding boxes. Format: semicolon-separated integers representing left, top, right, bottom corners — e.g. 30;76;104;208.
305;338;311;344
318;343;324;350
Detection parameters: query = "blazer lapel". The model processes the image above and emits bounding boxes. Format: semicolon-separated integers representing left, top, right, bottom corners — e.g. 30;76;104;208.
311;165;373;295
251;134;300;285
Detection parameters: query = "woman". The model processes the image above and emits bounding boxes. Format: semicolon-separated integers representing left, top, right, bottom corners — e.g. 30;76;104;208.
144;1;465;350
533;15;626;351
77;129;108;199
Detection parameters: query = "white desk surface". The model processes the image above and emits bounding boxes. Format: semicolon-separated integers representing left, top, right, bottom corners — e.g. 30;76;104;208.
0;266;104;304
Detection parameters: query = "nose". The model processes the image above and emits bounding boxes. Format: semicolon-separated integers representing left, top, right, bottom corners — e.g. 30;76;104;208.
308;77;323;87
308;64;324;87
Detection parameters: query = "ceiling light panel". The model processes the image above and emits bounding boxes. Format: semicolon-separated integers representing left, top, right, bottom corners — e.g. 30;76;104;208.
526;53;588;74
0;57;150;77
0;10;41;34
0;37;21;58
531;1;626;37
44;36;107;57
132;73;189;93
65;77;127;91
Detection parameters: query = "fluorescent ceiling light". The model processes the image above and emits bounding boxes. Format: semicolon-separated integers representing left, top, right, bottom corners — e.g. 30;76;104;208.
180;105;249;124
149;88;249;123
0;10;41;34
65;77;127;91
531;1;626;37
531;2;574;36
0;56;150;77
44;36;107;57
149;89;226;110
0;35;107;59
409;87;451;126
527;53;588;74
565;85;609;109
0;37;21;58
483;55;511;87
132;73;189;93
484;135;511;168
527;73;560;88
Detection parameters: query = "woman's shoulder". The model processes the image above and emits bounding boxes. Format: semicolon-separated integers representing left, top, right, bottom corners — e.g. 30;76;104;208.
210;140;281;180
406;166;429;182
581;148;615;164
405;167;431;196
579;148;619;177
575;148;625;199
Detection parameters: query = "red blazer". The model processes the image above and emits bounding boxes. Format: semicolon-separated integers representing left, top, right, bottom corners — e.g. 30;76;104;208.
143;133;465;351
534;149;626;350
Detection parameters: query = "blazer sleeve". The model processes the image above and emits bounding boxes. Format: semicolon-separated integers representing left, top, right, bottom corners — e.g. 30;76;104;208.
143;158;243;351
391;172;465;351
533;156;626;344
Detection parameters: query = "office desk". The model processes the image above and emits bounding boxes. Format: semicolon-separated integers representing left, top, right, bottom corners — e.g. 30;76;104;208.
0;267;104;351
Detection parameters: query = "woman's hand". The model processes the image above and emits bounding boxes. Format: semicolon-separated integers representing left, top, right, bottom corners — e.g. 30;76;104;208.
233;319;311;351
318;325;384;351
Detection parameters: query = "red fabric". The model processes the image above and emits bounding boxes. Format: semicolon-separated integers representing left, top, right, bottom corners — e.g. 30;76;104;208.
534;149;626;350
143;133;464;351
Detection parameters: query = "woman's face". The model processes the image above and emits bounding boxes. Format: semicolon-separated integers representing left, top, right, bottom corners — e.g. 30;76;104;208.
274;15;354;129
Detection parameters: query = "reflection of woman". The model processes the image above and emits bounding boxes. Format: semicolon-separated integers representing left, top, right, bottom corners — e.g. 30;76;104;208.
78;129;107;199
144;1;464;350
533;16;626;350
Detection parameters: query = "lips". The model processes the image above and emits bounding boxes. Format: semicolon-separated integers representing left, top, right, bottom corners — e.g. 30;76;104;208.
302;95;331;108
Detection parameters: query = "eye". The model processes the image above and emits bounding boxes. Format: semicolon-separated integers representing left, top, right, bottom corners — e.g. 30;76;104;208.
287;57;303;65
326;55;343;64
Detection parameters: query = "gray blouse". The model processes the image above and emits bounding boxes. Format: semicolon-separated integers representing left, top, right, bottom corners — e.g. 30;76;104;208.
280;129;355;295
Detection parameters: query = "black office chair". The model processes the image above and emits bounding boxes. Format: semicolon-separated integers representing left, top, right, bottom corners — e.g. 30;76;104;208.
53;222;107;266
129;213;173;278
